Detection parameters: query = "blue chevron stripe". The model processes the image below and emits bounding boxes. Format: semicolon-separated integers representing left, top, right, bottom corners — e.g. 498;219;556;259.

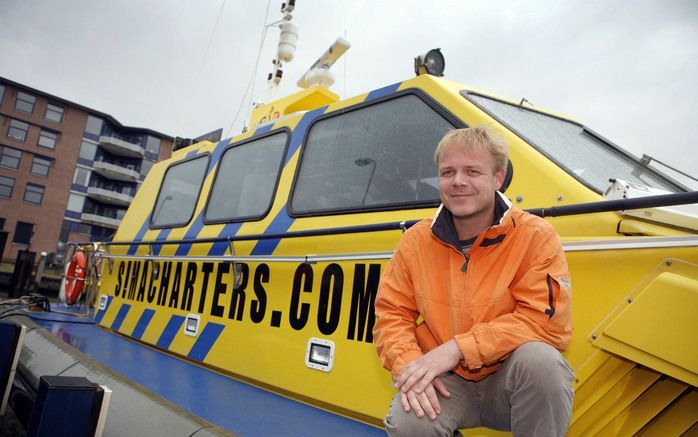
151;228;172;256
94;295;113;324
156;315;185;349
208;222;243;256
366;82;401;102
128;213;151;255
250;203;294;255
187;322;225;361
131;308;156;340
111;303;131;331
283;106;327;166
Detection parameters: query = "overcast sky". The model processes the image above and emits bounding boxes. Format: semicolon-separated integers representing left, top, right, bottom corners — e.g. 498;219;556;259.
2;0;697;180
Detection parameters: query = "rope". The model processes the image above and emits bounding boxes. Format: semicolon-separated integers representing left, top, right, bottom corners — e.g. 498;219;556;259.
225;0;273;137
177;0;228;135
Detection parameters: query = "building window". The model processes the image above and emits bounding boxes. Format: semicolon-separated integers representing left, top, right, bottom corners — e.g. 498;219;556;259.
7;119;29;142
140;159;153;177
0;84;5;103
45;103;64;123
0;147;21;169
13;221;33;244
72;167;91;186
145;136;161;155
38;129;58;149
31;156;52;177
0;176;14;199
23;183;45;205
85;115;103;136
67;193;85;212
14;91;36;114
79;140;97;161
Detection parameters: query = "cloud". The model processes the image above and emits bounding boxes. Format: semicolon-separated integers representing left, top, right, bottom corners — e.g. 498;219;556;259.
2;0;696;178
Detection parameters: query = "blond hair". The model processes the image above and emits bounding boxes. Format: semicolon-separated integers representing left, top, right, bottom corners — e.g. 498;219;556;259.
434;127;509;172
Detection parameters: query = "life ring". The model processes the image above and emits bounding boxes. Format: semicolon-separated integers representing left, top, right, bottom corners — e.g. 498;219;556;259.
64;251;87;305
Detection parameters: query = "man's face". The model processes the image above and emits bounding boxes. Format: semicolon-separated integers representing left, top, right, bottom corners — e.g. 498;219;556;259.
438;142;505;222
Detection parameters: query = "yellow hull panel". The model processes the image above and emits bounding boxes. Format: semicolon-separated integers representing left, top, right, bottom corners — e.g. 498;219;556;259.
93;75;698;435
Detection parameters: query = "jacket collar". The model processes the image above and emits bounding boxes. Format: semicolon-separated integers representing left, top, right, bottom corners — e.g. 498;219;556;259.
431;192;512;250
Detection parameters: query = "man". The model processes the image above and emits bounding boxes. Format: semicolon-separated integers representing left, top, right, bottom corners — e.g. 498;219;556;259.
373;127;574;436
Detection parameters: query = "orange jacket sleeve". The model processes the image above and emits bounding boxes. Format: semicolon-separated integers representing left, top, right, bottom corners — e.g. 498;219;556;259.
373;234;424;376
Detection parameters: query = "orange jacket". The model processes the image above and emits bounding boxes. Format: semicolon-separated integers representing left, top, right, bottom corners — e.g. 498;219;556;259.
374;193;572;381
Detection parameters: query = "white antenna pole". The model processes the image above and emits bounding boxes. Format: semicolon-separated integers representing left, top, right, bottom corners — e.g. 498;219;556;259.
267;1;298;102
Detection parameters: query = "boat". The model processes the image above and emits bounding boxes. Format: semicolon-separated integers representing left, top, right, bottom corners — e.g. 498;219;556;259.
5;2;697;436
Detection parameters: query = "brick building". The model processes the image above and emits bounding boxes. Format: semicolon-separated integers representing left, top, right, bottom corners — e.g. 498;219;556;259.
0;77;173;264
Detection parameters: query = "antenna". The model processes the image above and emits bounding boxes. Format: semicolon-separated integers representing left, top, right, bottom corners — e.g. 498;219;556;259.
297;37;351;89
267;0;298;101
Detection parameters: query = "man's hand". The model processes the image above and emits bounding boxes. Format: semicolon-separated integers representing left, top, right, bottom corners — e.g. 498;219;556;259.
399;377;451;420
395;339;463;395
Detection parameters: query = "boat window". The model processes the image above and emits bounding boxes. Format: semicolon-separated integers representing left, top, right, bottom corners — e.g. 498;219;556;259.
291;94;456;214
205;132;287;222
464;93;683;193
150;155;209;228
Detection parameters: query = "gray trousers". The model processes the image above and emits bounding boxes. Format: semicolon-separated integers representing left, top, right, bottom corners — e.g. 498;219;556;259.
384;342;574;436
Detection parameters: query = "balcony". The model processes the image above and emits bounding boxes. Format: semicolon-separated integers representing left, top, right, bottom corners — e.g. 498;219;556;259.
99;135;145;158
81;213;121;229
92;160;140;182
86;186;133;206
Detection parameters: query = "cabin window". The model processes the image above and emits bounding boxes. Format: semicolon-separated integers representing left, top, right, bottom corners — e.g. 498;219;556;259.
205;132;287;222
464;92;683;193
291;94;455;214
150;155;209;228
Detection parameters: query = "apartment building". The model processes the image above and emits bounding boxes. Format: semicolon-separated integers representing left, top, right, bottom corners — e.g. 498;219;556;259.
0;77;173;264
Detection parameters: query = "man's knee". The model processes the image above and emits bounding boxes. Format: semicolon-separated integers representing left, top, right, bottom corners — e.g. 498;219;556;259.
505;342;574;395
385;396;455;437
385;412;440;437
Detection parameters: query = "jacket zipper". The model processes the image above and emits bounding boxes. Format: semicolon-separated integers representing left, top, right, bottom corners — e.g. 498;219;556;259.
461;254;470;272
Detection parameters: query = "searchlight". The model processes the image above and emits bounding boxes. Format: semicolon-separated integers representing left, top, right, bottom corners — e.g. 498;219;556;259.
414;48;445;77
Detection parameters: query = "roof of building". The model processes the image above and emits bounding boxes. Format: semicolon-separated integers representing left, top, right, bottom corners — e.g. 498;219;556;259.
1;76;174;141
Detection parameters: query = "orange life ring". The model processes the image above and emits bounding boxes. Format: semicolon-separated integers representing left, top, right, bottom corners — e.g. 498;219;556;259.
65;251;87;305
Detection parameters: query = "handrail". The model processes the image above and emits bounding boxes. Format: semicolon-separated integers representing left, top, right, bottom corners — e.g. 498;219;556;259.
527;191;698;218
98;191;698;248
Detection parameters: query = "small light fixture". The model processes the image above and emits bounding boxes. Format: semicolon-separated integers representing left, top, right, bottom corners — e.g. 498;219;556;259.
98;295;108;311
184;314;200;337
305;338;335;372
414;48;445;77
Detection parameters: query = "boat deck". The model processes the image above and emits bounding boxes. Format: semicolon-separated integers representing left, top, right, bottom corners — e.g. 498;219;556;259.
24;305;384;436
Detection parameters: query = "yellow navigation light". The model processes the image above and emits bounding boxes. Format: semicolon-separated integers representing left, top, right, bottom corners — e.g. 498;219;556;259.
414;48;445;77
